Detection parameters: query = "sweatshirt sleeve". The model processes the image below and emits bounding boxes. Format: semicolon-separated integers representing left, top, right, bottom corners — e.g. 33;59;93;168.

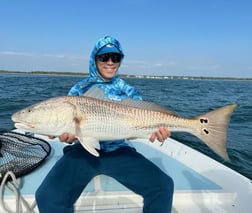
118;78;142;101
68;78;90;96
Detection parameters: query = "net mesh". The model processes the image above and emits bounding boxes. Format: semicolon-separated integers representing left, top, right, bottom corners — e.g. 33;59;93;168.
0;131;51;183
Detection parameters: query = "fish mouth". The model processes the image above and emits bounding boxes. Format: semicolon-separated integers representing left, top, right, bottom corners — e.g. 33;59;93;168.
11;115;35;129
14;122;35;130
11;115;20;123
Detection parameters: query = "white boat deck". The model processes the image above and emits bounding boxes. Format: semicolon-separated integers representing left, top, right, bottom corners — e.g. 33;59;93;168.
1;132;252;212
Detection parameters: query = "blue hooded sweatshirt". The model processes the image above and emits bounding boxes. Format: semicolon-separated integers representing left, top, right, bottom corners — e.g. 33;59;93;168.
68;36;142;152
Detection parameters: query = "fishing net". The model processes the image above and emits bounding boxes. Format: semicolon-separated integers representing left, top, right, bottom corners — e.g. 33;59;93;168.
0;131;51;183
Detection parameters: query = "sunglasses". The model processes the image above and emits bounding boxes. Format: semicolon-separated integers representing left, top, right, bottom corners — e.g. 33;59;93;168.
96;53;122;63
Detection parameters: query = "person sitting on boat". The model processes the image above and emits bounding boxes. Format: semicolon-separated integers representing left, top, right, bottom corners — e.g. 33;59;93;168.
35;35;174;213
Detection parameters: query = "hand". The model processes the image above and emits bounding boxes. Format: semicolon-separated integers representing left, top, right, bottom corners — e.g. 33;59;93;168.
59;133;77;143
48;133;77;143
149;127;170;143
48;135;56;139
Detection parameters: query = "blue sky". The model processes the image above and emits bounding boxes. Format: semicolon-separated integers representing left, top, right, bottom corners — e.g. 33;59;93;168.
0;0;251;77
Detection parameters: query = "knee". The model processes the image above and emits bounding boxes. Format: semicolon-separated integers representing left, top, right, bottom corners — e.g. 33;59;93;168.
158;175;174;209
35;185;72;212
146;173;174;197
159;174;174;196
35;185;49;207
142;174;174;212
35;180;61;207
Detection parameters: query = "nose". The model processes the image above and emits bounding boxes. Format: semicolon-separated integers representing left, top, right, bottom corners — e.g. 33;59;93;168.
106;57;114;64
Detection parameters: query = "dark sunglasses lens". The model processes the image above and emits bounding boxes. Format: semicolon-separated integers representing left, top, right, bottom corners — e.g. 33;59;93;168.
97;54;109;62
97;53;122;63
111;54;122;63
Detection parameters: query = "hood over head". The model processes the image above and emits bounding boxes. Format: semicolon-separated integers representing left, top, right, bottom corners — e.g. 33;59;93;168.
68;36;141;100
96;43;123;56
89;36;124;81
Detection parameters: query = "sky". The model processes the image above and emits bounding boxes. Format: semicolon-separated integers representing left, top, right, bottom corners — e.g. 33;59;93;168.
0;0;252;78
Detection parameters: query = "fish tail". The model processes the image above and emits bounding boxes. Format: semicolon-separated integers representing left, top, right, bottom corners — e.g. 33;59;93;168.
192;104;237;161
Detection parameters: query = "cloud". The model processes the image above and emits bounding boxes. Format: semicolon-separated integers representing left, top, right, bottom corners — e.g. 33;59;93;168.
0;51;34;57
0;51;88;72
1;51;251;77
0;51;86;60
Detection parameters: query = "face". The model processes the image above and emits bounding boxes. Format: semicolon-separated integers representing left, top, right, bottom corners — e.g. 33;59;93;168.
95;53;122;80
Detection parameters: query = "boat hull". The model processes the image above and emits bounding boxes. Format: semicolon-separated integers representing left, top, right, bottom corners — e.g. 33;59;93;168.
1;130;251;212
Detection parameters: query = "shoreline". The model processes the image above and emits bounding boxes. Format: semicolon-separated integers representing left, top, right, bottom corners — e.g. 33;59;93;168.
0;70;251;81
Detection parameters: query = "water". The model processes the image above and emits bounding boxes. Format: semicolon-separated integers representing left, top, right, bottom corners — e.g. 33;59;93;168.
0;73;251;180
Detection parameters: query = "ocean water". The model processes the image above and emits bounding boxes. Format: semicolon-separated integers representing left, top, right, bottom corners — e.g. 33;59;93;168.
0;73;251;180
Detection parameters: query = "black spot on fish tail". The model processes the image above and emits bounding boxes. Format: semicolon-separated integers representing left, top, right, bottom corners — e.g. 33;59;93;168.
193;104;237;161
203;128;209;134
200;118;208;124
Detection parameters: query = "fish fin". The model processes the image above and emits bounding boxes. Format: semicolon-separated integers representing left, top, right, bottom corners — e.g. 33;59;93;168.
192;104;237;161
78;136;100;157
73;110;100;157
83;87;108;100
122;99;178;115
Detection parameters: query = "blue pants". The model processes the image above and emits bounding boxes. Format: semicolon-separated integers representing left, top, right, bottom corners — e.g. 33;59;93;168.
36;143;174;212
